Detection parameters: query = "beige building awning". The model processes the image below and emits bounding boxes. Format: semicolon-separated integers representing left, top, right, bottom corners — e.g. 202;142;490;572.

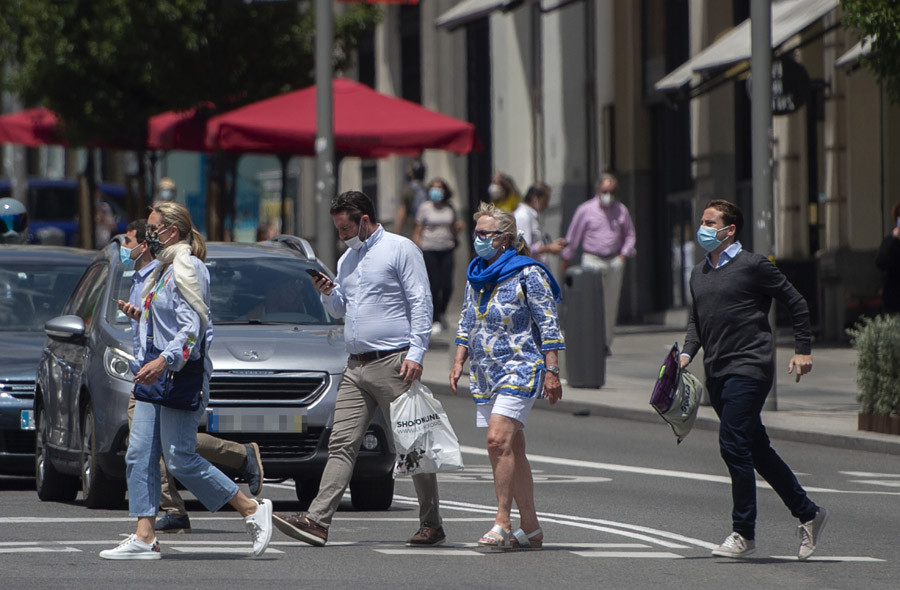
835;36;874;71
435;0;526;31
655;0;839;93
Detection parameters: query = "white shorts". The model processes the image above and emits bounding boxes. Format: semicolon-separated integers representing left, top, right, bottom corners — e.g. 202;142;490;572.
475;394;536;428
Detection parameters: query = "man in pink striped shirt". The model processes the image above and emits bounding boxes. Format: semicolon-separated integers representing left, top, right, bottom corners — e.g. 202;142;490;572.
560;173;636;355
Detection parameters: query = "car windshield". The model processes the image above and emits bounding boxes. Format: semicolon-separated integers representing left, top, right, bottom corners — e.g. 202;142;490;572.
109;256;339;326
0;262;88;331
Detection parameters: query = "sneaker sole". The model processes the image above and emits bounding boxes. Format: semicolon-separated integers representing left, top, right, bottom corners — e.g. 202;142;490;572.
711;547;756;558
99;551;162;560
247;443;264;497
272;514;326;547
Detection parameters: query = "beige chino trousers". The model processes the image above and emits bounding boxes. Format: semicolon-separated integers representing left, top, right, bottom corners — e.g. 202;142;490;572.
306;351;441;528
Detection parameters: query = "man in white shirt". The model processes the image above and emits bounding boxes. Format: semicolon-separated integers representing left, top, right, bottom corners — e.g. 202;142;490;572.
273;190;444;547
514;182;566;264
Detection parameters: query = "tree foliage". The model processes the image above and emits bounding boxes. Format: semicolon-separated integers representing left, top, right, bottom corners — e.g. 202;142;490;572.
841;0;900;104
0;0;380;148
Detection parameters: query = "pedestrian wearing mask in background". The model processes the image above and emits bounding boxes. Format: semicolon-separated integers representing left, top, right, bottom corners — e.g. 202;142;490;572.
102;202;272;560
118;220;265;535
156;177;177;202
414;177;464;334
450;202;564;551
395;159;427;238
514;182;567;265
679;199;826;561
876;201;900;315
560;172;635;356
273;190;445;547
488;172;522;213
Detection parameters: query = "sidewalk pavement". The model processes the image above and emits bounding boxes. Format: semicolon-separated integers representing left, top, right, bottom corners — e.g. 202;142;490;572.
419;325;900;456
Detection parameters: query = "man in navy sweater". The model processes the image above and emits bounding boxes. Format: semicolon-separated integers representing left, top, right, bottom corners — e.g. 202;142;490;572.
679;199;827;561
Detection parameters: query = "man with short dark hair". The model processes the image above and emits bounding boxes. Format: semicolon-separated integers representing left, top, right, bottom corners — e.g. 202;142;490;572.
680;199;827;561
274;190;444;547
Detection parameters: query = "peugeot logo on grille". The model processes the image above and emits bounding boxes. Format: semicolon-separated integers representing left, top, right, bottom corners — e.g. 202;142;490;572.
242;350;260;361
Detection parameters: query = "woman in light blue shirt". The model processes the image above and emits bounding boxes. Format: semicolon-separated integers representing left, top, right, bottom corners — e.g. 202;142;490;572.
101;202;272;560
450;202;565;551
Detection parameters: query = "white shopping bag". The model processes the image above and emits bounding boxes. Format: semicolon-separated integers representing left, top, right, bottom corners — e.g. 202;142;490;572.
390;381;464;477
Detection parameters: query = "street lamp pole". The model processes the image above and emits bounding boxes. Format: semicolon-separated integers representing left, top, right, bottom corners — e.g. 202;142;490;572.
315;0;337;270
751;0;777;410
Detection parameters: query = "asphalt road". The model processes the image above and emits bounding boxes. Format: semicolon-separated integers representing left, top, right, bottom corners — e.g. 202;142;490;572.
2;394;898;590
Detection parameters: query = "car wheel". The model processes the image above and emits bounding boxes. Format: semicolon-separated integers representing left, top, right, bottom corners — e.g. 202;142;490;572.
350;473;395;511
294;474;322;511
81;401;126;509
34;404;79;502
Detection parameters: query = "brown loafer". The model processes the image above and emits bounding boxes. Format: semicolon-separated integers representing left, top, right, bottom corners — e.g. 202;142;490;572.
272;512;328;547
406;525;446;547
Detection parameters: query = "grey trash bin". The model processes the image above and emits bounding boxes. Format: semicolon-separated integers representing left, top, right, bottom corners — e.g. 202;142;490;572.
561;266;605;388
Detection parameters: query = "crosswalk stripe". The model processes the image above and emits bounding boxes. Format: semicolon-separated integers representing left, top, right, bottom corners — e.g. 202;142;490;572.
572;551;683;558
0;547;80;554
170;547;285;554
375;549;483;556
770;556;885;562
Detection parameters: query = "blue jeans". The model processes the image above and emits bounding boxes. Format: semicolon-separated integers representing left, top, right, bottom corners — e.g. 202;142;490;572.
707;374;818;540
126;374;239;517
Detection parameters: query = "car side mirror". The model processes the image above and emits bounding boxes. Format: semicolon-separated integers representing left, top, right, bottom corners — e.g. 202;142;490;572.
44;315;87;344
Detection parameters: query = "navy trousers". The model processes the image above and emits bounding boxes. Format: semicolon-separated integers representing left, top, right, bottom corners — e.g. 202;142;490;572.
707;374;818;539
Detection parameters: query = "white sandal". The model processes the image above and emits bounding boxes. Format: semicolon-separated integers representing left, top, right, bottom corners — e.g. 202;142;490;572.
509;527;543;550
476;524;510;550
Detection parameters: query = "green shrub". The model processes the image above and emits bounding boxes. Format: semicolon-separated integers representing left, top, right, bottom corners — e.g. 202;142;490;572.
847;314;900;415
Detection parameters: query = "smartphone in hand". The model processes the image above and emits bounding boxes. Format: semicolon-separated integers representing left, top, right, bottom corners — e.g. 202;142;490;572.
305;268;331;284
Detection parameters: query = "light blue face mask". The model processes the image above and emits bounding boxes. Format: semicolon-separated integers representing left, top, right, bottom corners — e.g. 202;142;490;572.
696;225;729;252
428;188;444;202
474;236;498;259
119;244;137;270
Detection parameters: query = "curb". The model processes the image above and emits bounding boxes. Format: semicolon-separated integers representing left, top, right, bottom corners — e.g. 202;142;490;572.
422;378;900;456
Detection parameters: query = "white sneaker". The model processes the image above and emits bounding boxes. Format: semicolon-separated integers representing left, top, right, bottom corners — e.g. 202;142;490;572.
99;534;161;560
711;531;756;558
798;507;828;561
245;498;273;556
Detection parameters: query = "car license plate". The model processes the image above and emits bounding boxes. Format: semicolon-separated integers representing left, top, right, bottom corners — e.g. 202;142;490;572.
207;408;306;433
20;410;35;431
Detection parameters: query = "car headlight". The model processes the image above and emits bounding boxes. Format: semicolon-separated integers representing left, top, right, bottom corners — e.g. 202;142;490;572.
104;346;135;382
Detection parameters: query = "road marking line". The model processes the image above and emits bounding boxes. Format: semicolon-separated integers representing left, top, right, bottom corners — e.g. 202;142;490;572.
374;549;483;556
769;556;885;562
572;551;683;559
169;547;285;554
0;547;80;554
840;471;900;478
852;480;900;488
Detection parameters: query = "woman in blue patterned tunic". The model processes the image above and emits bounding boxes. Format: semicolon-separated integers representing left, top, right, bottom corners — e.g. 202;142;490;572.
450;202;564;550
101;201;272;560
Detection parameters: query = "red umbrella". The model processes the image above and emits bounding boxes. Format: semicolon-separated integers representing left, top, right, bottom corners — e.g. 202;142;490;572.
147;103;215;152
206;78;480;157
0;107;66;147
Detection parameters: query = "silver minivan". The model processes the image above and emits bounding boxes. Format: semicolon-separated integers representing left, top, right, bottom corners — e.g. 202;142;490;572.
35;236;395;509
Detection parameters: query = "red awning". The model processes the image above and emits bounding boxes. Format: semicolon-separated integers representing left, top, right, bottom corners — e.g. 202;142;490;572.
206;78;480;158
0;107;65;147
147;103;215;152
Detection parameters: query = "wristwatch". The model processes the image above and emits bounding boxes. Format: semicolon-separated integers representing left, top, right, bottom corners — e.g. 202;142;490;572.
546;365;560;376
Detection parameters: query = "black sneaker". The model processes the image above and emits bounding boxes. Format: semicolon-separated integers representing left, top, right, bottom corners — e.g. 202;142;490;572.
155;513;191;534
241;442;264;497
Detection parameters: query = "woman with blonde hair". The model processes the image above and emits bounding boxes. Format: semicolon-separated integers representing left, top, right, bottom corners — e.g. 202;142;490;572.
102;201;273;560
449;202;565;550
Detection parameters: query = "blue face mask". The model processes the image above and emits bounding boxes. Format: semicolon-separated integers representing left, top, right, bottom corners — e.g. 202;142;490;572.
474;236;499;259
428;188;444;202
119;245;137;270
696;225;729;252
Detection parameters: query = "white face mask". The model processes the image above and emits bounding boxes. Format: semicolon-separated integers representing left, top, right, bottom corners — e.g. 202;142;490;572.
343;220;367;250
488;183;504;201
599;192;614;206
